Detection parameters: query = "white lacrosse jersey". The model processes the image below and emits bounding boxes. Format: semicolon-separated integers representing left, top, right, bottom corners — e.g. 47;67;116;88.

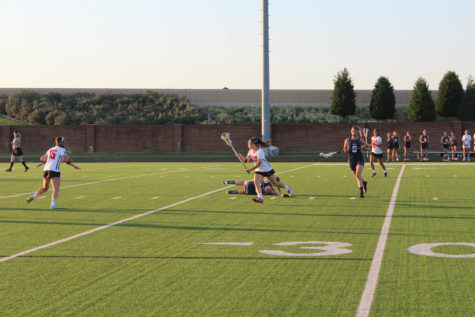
247;148;272;172
43;146;68;172
371;136;383;154
12;136;21;149
462;134;472;148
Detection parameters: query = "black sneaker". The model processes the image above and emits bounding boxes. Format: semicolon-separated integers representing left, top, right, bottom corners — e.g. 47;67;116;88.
5;169;12;172
371;172;376;177
24;167;29;172
360;192;364;198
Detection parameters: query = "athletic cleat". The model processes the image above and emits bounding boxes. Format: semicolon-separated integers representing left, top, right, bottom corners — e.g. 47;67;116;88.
222;181;227;184
384;171;388;177
360;192;364;198
287;186;293;197
371;172;376;177
252;197;264;203
24;167;29;172
50;205;62;210
363;181;368;193
5;169;12;172
26;196;35;203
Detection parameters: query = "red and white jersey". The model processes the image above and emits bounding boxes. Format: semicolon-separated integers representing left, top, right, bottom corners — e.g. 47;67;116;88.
43;146;68;172
247;148;272;172
371;136;383;154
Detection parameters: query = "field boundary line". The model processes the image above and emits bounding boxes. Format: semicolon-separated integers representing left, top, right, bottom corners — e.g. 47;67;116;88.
0;185;233;263
0;167;203;200
356;164;406;317
0;163;315;263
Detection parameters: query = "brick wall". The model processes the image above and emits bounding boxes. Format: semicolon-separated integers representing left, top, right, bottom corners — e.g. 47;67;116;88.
2;122;475;153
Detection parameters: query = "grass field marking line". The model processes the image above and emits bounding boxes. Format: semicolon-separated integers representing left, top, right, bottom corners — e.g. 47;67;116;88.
0;185;235;263
356;164;406;317
0;164;314;263
198;242;254;246
0;167;203;200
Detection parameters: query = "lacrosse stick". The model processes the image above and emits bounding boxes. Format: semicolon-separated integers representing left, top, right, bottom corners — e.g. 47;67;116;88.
64;145;81;170
221;132;249;173
36;162;45;168
319;151;341;159
362;128;369;158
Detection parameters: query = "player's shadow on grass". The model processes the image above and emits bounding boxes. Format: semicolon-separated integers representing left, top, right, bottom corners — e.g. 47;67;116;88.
180;208;475;221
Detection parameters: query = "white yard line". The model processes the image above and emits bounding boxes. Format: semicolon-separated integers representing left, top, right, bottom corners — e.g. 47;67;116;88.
0;185;234;263
0;164;316;263
0;167;201;200
356;164;406;317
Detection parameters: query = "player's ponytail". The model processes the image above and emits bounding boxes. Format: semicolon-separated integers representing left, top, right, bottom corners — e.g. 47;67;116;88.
249;137;269;148
55;136;65;147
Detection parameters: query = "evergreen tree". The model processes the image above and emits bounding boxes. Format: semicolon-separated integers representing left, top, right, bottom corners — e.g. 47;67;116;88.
408;77;436;122
330;68;356;117
369;76;396;119
435;71;464;117
458;76;475;121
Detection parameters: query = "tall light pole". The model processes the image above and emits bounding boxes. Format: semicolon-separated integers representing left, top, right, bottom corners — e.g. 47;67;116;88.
261;0;271;140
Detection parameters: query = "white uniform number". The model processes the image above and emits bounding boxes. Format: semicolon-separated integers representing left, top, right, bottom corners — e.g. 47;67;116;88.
259;241;352;257
408;243;475;258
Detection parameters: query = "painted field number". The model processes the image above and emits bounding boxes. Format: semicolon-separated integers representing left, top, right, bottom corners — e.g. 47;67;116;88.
408;243;475;258
259;241;353;257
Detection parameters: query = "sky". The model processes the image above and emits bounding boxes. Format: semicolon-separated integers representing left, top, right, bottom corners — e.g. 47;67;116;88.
0;0;474;90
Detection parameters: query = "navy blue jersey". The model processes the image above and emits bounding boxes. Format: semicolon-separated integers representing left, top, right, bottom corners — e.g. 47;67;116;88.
245;180;273;195
450;136;457;146
421;135;428;144
387;137;394;149
393;136;399;144
442;136;450;144
348;138;364;160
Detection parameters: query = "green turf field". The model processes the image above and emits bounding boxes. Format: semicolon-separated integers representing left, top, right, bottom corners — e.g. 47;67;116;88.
0;162;473;316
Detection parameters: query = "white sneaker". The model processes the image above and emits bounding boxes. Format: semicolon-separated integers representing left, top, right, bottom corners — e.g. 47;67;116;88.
286;186;293;197
50;205;61;210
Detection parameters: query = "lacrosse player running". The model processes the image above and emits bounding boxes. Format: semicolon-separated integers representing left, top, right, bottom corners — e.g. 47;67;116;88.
223;179;279;195
6;130;29;172
343;126;368;198
26;136;80;209
369;129;387;177
236;137;292;203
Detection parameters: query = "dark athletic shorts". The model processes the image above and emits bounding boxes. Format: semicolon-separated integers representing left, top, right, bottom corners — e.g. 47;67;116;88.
371;153;383;159
43;171;61;179
255;169;275;178
393;143;399;150
421;143;428;150
12;148;23;156
405;142;411;149
442;144;450;149
349;158;364;172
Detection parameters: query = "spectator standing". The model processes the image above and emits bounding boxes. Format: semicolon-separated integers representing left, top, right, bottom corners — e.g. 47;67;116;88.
419;130;429;161
462;130;472;161
441;131;450;162
450;131;458;161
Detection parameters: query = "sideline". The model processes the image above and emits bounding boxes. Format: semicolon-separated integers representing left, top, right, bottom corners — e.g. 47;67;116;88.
0;167;202;200
356;164;406;317
0;163;315;263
